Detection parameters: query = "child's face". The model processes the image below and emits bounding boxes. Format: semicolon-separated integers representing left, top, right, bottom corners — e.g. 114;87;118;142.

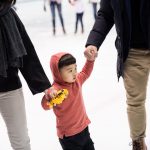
59;63;77;83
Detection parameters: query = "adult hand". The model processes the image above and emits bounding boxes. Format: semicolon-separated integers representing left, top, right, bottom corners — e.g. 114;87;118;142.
44;87;57;100
84;45;98;61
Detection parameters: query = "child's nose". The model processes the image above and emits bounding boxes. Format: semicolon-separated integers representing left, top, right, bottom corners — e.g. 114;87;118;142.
73;71;77;76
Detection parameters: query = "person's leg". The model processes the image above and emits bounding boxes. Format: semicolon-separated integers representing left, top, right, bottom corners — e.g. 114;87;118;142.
0;88;31;150
75;13;79;34
123;49;149;149
92;3;97;20
59;138;82;150
50;2;56;35
59;127;90;150
79;12;84;33
56;3;66;34
83;127;95;150
83;138;95;150
59;136;83;150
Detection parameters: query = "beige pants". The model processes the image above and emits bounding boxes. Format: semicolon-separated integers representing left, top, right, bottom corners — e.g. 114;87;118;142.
0;88;31;150
123;48;150;140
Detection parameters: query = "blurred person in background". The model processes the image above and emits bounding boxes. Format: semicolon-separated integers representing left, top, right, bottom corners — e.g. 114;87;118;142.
69;0;84;34
89;0;99;20
0;0;56;149
44;0;66;35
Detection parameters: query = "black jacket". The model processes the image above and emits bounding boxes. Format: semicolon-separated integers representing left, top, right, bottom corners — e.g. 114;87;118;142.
0;7;51;94
86;0;150;79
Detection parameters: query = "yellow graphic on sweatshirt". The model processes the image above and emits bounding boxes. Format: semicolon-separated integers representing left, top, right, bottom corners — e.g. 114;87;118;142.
47;89;68;108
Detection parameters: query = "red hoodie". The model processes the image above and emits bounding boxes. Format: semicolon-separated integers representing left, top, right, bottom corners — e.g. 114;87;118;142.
42;52;95;139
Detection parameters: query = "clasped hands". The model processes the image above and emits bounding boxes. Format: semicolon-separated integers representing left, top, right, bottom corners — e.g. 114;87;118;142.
84;45;98;61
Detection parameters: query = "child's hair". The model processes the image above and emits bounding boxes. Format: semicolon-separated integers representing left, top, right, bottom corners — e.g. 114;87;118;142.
58;54;76;69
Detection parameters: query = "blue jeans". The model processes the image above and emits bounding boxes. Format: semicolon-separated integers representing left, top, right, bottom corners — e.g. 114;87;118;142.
75;12;84;33
50;2;65;31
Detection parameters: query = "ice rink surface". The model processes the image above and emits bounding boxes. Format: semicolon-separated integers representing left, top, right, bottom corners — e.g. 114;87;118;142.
0;0;150;149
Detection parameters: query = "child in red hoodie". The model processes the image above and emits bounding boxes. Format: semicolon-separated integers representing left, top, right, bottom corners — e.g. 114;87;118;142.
41;51;96;150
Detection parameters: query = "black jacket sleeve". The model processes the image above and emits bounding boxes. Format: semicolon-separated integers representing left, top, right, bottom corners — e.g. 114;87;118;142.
19;29;51;94
86;0;114;49
14;17;51;94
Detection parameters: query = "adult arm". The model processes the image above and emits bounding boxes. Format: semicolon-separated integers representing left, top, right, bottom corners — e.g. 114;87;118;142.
86;0;114;49
17;22;51;95
77;60;95;85
19;33;51;95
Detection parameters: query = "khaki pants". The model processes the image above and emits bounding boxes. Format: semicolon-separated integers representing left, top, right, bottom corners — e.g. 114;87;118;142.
0;88;31;150
123;49;150;140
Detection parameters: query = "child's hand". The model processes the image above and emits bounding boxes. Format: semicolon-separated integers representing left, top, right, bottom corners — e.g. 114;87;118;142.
41;95;50;110
41;89;68;110
42;87;58;110
84;45;98;61
44;87;57;100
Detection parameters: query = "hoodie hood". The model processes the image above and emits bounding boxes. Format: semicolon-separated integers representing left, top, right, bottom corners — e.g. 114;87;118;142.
50;52;69;85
